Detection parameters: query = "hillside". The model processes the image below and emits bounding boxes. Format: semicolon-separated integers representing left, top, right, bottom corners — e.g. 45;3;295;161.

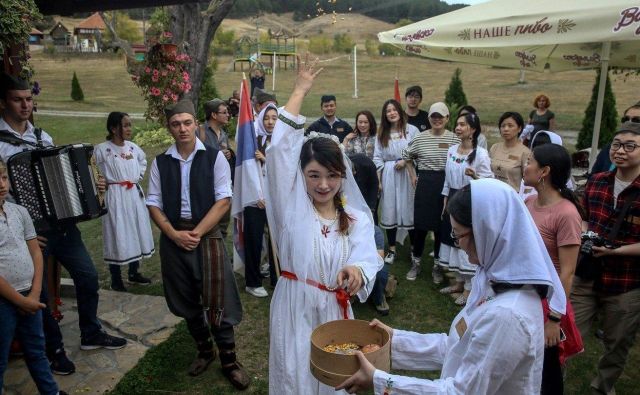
221;12;394;41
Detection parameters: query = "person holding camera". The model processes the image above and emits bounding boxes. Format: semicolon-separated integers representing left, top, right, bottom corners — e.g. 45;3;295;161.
571;121;640;395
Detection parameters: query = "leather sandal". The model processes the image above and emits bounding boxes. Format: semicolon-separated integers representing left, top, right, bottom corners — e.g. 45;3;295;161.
188;350;216;376
221;360;250;390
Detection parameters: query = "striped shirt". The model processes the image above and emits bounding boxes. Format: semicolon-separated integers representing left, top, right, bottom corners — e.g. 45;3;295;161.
403;130;460;171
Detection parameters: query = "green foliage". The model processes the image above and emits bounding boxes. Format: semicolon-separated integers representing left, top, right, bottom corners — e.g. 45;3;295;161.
212;27;236;56
132;125;173;148
0;0;42;55
196;63;220;122
308;36;332;54
229;0;464;22
395;18;414;28
364;39;377;56
332;33;354;54
146;7;171;43
103;11;143;43
444;68;468;112
70;71;84;101
447;104;462;132
577;69;618;150
378;43;402;56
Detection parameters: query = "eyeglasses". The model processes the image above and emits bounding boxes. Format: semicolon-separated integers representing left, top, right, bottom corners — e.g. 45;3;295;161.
610;142;640;153
621;116;640;123
450;229;472;247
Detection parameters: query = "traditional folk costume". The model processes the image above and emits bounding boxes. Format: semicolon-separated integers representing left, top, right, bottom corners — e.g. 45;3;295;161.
94;141;154;266
373;124;419;242
265;109;383;395
439;145;493;291
146;101;247;389
371;179;566;394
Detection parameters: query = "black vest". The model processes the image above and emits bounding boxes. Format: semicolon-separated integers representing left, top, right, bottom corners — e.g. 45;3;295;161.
156;145;219;227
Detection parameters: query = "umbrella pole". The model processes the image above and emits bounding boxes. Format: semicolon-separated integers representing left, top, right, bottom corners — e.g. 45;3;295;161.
589;41;611;171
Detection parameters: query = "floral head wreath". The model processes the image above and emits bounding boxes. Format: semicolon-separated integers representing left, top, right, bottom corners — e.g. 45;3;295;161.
304;131;346;152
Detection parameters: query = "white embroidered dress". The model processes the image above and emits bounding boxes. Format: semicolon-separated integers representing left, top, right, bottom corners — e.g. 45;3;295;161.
94;141;155;265
373;125;419;231
265;109;382;395
439;145;493;274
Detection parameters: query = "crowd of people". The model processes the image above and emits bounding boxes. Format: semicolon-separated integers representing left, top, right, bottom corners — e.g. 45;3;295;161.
0;56;639;395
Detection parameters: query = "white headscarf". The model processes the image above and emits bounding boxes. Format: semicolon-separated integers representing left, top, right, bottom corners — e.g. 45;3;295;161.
254;103;278;146
466;178;566;314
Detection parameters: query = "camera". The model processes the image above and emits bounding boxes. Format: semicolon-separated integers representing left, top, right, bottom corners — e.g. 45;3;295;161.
580;231;610;255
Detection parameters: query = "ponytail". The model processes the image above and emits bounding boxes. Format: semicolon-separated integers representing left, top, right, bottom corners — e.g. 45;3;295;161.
558;186;585;219
333;193;353;235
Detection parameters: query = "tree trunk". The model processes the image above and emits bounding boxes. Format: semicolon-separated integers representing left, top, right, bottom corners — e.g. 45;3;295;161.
170;0;236;111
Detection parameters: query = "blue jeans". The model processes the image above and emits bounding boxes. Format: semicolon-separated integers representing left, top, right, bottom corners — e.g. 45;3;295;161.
41;224;102;343
0;296;59;395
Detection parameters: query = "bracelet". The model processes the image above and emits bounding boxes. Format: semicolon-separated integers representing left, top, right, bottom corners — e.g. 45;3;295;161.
547;314;561;323
278;113;305;130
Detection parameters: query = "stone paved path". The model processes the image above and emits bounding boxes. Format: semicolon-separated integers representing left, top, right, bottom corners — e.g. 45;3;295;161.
3;289;181;395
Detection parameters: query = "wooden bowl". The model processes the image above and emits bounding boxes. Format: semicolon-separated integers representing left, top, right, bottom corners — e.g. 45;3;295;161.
310;319;391;387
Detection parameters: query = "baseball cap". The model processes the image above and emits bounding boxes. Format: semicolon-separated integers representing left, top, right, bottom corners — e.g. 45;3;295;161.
428;102;449;118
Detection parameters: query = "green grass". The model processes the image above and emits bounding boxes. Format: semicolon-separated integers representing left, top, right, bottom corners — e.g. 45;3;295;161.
27;53;640;394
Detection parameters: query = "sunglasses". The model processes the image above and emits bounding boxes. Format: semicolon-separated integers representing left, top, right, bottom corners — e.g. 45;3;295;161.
621;116;640;123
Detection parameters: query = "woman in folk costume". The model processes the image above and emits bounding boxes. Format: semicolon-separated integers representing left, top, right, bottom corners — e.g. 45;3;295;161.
94;112;154;292
338;179;566;394
373;99;419;264
243;103;278;297
438;112;493;306
264;56;382;395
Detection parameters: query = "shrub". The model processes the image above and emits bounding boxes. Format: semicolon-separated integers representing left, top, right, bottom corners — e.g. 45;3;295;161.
364;39;377;56
576;69;618;150
444;68;467;111
70;71;84;101
132;125;174;148
196;63;219;122
378;43;402;56
333;33;354;54
308;36;332;54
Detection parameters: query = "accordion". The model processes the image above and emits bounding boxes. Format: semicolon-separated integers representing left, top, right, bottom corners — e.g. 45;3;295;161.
7;144;107;231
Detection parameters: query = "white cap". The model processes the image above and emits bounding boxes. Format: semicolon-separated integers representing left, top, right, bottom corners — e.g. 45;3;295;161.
428;102;449;117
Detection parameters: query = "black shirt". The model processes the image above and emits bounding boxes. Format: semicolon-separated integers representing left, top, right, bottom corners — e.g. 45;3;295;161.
407;110;431;133
306;117;354;143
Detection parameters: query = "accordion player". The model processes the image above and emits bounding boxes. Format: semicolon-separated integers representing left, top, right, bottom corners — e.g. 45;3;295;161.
7;144;107;231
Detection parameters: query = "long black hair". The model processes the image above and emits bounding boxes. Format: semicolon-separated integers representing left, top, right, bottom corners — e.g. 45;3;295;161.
457;112;482;165
300;137;353;234
447;184;472;227
106;111;129;140
531;144;584;218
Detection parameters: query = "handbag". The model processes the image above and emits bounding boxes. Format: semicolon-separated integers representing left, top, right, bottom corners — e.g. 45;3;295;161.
575;189;639;280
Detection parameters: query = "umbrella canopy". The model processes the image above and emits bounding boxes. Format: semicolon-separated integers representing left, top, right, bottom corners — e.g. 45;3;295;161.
378;0;640;72
378;0;640;167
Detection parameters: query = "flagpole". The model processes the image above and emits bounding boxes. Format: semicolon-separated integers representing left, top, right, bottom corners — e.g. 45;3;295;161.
272;51;276;91
352;45;358;99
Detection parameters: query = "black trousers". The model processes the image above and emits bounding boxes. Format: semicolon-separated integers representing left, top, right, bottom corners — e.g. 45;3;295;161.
243;206;268;288
541;346;563;395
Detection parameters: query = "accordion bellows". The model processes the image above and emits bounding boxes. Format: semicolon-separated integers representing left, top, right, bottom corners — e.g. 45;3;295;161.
8;144;107;231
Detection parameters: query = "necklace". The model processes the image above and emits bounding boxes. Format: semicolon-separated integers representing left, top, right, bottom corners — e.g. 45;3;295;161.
312;207;348;291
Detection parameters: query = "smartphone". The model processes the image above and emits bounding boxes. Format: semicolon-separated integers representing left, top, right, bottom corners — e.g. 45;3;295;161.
559;328;567;342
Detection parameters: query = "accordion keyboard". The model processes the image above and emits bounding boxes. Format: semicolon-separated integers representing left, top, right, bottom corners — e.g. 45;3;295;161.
42;153;83;218
10;160;46;221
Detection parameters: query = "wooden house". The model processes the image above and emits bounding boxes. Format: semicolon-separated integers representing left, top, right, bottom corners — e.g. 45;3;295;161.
49;22;71;47
73;12;106;52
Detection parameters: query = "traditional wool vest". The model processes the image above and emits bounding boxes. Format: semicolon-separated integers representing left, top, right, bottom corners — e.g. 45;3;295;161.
156;145;219;227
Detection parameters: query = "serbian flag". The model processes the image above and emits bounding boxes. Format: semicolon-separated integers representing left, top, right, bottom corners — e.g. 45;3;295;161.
394;76;401;103
231;76;263;271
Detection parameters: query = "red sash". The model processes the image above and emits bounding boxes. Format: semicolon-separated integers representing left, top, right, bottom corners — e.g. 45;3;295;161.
108;180;136;189
280;270;350;319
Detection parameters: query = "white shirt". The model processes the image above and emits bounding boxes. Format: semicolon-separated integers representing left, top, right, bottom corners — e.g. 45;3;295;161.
0;201;38;292
372;288;544;394
146;138;232;219
0;117;54;162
